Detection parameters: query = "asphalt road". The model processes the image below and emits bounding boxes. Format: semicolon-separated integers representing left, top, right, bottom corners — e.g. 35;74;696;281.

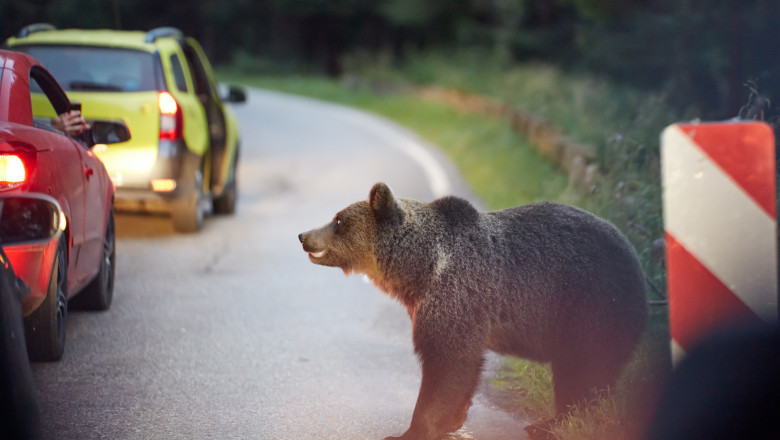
30;88;529;439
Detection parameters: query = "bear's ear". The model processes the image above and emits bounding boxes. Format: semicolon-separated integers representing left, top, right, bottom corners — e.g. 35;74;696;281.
369;182;396;219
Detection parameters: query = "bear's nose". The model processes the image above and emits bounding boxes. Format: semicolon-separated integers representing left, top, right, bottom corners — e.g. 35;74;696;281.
298;233;305;244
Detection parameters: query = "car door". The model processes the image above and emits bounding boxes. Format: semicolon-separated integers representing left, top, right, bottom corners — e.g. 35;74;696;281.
28;66;103;291
73;143;108;286
160;44;208;157
181;39;227;188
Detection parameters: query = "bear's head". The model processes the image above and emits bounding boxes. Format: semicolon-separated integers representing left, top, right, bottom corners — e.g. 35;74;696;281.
298;182;403;276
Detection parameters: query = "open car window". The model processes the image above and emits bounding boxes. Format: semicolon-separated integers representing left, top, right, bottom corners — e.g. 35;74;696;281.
29;65;69;116
28;66;88;146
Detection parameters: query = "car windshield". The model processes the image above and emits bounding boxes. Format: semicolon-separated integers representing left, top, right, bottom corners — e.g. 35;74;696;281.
14;45;158;92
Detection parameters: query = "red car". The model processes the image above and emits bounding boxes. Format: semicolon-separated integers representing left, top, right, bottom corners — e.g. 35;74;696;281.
0;49;130;361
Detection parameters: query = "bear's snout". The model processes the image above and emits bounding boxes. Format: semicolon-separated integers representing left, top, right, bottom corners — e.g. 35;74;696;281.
298;229;329;262
298;229;322;252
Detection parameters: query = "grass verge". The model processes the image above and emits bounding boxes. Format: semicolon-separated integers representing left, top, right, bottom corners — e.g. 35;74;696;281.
216;74;571;207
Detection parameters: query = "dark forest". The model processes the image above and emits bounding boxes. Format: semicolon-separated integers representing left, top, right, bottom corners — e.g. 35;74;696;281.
3;0;779;119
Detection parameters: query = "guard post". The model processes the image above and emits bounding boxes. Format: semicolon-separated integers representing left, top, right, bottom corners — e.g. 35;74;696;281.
661;121;778;364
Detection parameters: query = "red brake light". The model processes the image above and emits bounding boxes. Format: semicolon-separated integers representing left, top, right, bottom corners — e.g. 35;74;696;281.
0;154;26;185
158;92;182;141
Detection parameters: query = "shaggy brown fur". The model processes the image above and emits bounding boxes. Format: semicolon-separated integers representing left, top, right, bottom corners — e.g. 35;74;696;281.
299;183;648;440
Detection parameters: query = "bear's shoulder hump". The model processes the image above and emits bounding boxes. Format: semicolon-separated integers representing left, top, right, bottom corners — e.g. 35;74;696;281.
430;196;480;223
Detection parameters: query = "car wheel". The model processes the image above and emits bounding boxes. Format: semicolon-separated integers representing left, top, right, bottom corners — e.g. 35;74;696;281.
172;169;204;233
213;148;238;215
74;209;115;311
24;236;68;362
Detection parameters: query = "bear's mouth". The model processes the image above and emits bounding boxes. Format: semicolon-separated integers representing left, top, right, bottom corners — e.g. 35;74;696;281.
308;250;326;259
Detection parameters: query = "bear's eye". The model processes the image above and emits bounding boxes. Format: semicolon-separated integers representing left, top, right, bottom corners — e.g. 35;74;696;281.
334;216;342;226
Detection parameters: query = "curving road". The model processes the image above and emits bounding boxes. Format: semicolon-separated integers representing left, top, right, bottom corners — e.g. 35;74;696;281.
30;88;528;439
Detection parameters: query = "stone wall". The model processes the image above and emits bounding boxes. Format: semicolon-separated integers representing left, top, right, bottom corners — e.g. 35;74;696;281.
415;87;602;192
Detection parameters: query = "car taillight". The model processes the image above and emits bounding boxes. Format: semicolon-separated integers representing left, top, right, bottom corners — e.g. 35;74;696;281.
0;142;36;190
0;154;26;187
158;92;183;141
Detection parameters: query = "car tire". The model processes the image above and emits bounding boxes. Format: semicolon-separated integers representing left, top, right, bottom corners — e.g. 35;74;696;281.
24;236;68;362
73;209;115;311
172;169;204;233
213;147;238;215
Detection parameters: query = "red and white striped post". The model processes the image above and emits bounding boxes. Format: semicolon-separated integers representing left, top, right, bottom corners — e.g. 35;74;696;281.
662;121;777;364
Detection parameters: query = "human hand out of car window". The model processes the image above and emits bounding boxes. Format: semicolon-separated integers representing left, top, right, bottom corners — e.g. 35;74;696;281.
52;110;90;137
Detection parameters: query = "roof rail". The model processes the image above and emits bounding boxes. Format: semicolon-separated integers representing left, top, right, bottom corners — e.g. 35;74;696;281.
145;27;184;44
17;23;57;38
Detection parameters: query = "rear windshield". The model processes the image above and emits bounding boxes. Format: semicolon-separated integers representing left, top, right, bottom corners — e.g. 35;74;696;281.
14;45;159;92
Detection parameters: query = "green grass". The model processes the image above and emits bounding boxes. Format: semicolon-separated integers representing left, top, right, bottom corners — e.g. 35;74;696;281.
343;49;695;158
217;59;675;439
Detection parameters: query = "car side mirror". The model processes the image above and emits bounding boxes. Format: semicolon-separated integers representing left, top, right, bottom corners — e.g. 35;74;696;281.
88;120;131;147
219;84;247;104
0;195;63;245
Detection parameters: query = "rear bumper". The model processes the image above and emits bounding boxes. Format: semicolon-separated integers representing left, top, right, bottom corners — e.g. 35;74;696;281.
113;188;175;214
5;239;59;317
0;193;64;317
110;141;202;213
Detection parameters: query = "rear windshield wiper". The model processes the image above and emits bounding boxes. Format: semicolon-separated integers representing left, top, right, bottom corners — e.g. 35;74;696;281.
69;81;123;92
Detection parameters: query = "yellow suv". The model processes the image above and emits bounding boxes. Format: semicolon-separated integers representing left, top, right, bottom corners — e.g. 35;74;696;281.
7;24;246;232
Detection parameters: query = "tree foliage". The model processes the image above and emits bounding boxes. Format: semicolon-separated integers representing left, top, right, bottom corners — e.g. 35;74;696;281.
1;0;778;118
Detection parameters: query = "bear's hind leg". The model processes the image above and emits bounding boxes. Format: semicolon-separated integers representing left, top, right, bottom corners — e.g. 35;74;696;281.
551;350;624;415
385;353;484;440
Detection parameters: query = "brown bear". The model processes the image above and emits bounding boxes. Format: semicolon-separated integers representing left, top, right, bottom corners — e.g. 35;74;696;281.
298;182;648;440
